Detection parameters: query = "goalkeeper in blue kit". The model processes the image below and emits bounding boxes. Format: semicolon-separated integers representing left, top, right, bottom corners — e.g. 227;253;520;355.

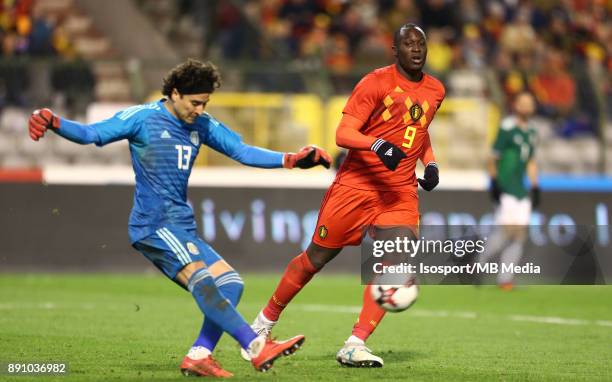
28;59;332;377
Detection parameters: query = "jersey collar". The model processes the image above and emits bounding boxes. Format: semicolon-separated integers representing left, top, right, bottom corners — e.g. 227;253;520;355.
393;64;426;90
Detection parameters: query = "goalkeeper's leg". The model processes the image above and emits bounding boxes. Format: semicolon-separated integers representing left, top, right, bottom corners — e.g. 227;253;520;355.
181;260;243;377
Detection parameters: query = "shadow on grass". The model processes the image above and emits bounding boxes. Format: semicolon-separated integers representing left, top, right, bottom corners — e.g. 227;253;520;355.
306;349;428;363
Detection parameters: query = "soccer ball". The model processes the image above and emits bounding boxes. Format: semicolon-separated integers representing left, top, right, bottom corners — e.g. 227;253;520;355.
370;281;418;313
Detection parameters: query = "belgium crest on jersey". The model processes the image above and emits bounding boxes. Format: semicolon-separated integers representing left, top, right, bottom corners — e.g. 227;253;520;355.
190;131;199;146
409;103;423;122
318;225;328;240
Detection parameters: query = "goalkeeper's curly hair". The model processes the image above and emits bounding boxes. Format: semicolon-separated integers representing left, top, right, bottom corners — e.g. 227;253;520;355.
162;59;221;96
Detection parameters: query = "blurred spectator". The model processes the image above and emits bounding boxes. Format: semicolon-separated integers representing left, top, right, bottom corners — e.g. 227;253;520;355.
335;5;366;55
325;32;354;92
354;19;393;67
28;8;55;55
531;48;576;118
50;58;96;115
541;8;573;52
461;23;486;70
499;51;537;107
215;0;253;59
299;13;330;60
424;28;452;78
1;0;74;57
499;6;537;55
325;33;352;73
417;0;460;38
0;56;30;106
383;0;419;35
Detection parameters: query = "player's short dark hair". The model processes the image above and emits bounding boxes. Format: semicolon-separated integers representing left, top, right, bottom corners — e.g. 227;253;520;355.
393;23;426;46
162;59;221;96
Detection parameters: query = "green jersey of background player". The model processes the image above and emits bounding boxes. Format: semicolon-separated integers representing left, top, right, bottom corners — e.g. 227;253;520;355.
489;91;540;208
481;91;540;291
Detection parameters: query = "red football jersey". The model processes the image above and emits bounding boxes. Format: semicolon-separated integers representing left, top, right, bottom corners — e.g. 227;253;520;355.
335;64;445;191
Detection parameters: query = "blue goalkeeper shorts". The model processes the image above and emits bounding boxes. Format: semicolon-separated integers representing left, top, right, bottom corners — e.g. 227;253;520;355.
132;225;223;284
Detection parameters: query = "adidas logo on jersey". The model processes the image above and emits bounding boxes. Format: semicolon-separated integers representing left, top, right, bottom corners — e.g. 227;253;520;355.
384;148;393;156
161;130;171;139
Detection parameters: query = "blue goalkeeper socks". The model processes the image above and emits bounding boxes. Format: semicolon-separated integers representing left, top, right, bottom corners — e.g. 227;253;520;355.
188;268;256;350
193;271;244;351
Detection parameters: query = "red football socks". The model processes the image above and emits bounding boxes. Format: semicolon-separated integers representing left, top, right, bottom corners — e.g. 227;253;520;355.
262;252;318;321
351;285;386;341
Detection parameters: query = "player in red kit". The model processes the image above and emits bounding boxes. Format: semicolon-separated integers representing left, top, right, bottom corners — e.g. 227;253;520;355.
243;24;445;367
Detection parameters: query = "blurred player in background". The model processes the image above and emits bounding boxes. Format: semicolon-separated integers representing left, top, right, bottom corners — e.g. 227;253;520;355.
28;59;332;377
480;91;539;290
243;24;445;368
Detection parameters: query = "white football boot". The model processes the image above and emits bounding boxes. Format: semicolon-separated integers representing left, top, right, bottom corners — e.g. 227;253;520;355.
336;342;384;368
240;311;277;361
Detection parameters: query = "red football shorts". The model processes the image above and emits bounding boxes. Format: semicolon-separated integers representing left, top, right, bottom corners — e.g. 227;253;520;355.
311;183;419;248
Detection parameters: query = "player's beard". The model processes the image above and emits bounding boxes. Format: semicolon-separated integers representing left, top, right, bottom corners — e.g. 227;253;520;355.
517;114;531;124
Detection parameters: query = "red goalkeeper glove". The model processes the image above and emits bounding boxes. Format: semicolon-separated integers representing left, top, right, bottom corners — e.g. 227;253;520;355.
284;145;332;169
28;108;60;141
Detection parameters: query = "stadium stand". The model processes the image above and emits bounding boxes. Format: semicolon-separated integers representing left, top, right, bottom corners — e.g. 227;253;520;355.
0;0;610;173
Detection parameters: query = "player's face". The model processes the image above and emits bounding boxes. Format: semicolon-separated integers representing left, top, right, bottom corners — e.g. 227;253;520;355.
171;90;210;124
514;93;535;119
394;28;427;74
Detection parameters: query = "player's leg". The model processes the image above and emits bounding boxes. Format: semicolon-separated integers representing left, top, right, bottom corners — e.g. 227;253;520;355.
260;242;342;324
193;262;244;353
479;194;515;266
336;283;385;368
178;260;306;372
256;184;370;325
134;228;305;374
182;259;243;377
337;194;419;368
243;184;371;361
355;225;418;337
132;237;238;377
240;242;342;362
187;240;245;358
497;196;531;290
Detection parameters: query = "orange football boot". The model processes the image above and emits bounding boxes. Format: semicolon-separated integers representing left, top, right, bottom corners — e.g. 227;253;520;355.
251;335;305;372
180;355;233;378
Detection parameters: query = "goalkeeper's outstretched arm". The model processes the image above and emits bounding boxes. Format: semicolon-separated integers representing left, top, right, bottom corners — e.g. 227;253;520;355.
28;108;128;146
29;108;101;144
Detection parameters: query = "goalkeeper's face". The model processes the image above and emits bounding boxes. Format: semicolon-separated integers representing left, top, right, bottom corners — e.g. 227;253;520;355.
170;90;210;124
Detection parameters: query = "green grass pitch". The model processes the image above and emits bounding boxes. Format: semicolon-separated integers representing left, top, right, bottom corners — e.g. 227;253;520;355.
0;274;610;381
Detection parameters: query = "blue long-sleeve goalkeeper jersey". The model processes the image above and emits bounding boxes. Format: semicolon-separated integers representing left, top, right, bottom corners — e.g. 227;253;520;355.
56;100;284;243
